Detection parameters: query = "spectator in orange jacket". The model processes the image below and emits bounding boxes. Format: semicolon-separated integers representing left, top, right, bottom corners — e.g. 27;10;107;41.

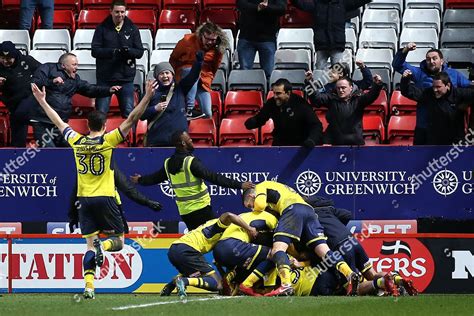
169;22;228;120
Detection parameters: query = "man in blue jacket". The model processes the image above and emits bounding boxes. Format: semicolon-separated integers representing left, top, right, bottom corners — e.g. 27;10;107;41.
92;0;144;118
140;51;204;147
392;42;472;145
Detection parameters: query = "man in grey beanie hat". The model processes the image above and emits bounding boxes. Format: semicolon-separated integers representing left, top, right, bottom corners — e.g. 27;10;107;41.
139;51;204;147
0;41;41;146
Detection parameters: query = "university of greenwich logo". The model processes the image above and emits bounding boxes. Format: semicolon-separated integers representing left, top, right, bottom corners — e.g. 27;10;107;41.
160;180;175;197
295;169;414;196
295;170;322;196
432;169;459;196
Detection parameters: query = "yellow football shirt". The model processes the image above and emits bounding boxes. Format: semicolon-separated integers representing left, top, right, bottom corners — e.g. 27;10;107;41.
64;127;124;197
220;211;278;243
290;266;320;296
254;181;308;215
173;218;229;253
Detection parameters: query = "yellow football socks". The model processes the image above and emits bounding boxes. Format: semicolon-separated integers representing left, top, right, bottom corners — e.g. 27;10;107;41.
102;239;113;251
335;261;353;279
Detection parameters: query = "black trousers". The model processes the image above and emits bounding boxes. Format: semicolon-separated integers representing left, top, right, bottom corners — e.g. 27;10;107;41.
9;96;35;147
181;205;216;231
413;127;428;145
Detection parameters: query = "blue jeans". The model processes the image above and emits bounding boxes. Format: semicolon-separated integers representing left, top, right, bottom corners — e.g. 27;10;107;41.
237;38;276;78
181;67;212;118
95;81;134;117
20;0;54;30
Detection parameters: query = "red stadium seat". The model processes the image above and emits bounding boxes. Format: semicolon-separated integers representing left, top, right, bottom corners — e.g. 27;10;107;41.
260;119;274;146
78;9;109;29
188;118;217;147
0;116;9;146
68;118;90;135
390;90;417;115
126;9;157;32
71;94;95;118
387;115;416;145
280;5;314;28
219;116;258;146
158;9;197;31
202;0;235;9
0;101;9;115
266;90;304;100
55;0;81;13
446;0;474;8
105;117;132;146
363;114;386;145
37;10;76;34
162;0;201;11
224;91;263;117
26;125;37;147
210;90;222;123
199;8;238;34
1;0;20;10
364;89;388;122
135;119;147;146
316;112;328;132
82;0;111;10
127;0;161;10
109;94;122;116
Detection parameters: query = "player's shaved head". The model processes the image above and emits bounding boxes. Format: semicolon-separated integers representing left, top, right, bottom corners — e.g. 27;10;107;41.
171;130;186;147
88;110;107;132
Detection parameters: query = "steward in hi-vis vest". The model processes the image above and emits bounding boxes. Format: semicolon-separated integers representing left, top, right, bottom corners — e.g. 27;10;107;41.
131;130;255;230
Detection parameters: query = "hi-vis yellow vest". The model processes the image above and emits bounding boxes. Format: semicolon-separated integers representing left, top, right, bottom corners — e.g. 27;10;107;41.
164;156;211;215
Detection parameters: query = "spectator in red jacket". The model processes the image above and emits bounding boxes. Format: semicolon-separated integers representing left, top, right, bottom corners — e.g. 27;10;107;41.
170;22;229;119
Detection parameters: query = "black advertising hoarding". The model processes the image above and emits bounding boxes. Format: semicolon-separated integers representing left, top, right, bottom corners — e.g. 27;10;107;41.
422;238;474;293
360;235;474;293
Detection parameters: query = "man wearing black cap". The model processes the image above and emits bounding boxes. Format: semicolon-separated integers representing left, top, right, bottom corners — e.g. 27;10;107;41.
139;51;204;147
0;41;41;147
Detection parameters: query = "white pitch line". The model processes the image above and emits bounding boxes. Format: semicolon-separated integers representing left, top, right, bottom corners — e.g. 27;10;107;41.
111;295;238;311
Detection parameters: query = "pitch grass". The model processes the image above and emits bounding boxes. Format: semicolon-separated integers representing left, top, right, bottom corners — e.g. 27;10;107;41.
0;294;472;316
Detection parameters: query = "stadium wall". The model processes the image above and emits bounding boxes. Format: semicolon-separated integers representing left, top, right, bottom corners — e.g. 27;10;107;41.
0;146;473;223
0;233;473;294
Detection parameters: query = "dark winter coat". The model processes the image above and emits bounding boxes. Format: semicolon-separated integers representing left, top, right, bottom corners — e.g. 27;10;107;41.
245;93;323;146
237;0;287;42
140;58;203;147
392;49;471;129
137;149;243;189
91;16;144;83
31;63;111;123
401;76;474;145
291;0;371;51
308;81;383;145
0;54;41;111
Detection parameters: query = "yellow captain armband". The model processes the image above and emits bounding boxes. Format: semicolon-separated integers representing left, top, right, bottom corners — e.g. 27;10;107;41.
216;218;229;229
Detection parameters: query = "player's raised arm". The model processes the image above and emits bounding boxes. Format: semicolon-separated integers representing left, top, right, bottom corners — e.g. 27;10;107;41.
219;212;258;240
119;80;157;136
31;83;69;133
